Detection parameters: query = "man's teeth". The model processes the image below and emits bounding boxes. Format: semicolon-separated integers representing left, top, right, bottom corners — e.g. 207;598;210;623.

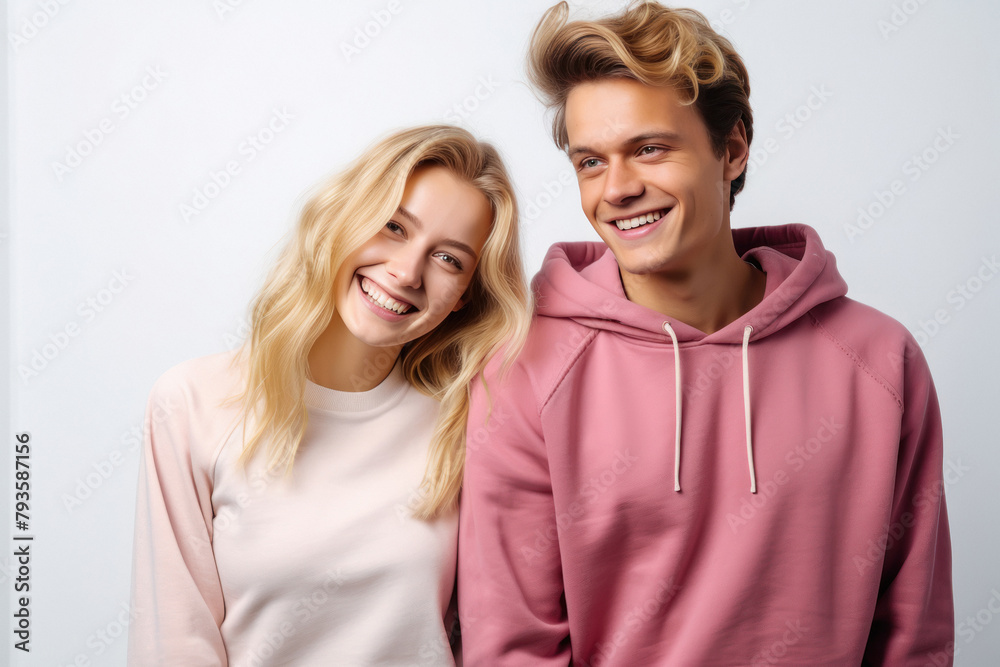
615;209;667;230
360;277;411;315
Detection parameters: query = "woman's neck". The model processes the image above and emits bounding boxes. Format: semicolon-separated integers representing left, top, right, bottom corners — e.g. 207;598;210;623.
307;314;401;391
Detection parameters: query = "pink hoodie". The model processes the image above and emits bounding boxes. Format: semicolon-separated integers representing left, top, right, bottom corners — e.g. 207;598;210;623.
458;224;953;666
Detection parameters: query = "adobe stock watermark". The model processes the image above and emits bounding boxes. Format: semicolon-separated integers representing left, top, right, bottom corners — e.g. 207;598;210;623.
8;0;72;52
415;632;454;665
52;66;168;182
18;268;135;383
416;609;470;664
179;107;295;223
523;168;575;227
442;75;501;124
924;587;1000;666
61;392;180;513
0;555;16;586
708;0;753;36
749;618;808;666
844;126;958;243
394;483;430;523
521;449;639;564
340;0;402;63
224;316;252;350
726;417;845;533
213;0;250;21
213;465;284;537
234;568;347;667
907;253;998;347
465;400;511;456
686;290;799;401
581;577;681;667
746;85;833;178
57;601;139;667
532;111;640;227
852;457;969;576
878;0;932;40
685;346;740;399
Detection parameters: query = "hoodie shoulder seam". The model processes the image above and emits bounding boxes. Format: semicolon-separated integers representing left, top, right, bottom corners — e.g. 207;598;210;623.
536;324;598;414
807;311;904;411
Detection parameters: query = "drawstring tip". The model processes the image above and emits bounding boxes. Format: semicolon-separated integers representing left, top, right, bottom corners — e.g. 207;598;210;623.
742;324;756;497
674;482;681;492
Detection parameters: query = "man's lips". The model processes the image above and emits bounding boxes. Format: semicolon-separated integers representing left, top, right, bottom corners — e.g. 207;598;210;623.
605;207;671;231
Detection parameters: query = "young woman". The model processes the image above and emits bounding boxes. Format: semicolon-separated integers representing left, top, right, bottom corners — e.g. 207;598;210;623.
127;125;530;666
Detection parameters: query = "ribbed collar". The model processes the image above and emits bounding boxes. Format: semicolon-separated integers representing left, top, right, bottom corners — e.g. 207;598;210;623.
304;362;409;415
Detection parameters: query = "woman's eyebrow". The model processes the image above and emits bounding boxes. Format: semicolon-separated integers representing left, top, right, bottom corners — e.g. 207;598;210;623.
397;206;479;260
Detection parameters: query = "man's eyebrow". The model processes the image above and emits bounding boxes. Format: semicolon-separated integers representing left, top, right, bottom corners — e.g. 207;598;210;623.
627;131;683;145
568;145;597;159
567;131;684;158
394;206;479;260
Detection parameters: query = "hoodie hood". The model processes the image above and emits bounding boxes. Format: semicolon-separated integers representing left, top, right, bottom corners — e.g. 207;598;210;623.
533;223;848;344
532;223;850;494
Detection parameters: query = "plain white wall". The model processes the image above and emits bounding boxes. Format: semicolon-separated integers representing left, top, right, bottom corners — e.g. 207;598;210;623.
4;0;999;664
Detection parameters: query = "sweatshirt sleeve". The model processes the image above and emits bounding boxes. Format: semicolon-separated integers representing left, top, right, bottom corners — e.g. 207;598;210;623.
128;368;228;666
458;361;571;665
863;341;954;665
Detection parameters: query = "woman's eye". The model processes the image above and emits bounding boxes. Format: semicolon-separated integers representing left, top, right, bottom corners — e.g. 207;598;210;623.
386;221;404;235
437;254;463;271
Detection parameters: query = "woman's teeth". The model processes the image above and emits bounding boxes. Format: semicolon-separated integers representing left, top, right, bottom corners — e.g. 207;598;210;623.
615;208;667;230
361;277;412;315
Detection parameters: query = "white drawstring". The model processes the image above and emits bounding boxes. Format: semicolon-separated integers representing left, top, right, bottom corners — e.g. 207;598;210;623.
663;321;756;493
742;325;757;493
662;321;682;492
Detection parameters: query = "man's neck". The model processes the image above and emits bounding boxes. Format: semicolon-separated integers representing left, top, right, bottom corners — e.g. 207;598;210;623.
620;242;766;335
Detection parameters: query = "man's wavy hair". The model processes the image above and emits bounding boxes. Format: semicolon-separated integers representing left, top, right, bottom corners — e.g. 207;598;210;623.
527;1;753;209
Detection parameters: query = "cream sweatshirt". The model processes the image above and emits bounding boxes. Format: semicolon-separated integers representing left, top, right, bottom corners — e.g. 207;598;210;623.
128;351;458;666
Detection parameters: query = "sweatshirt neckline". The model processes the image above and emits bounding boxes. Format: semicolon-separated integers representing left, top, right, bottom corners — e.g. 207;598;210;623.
304;362;409;414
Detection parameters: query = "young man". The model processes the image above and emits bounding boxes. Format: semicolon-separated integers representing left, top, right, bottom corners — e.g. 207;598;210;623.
458;2;954;665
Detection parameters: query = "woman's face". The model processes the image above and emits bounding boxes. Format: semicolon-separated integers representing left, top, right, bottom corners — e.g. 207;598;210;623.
332;164;493;349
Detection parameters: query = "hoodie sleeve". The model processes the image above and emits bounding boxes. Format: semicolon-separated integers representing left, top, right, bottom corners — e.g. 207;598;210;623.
863;341;954;665
128;369;228;666
458;361;571;665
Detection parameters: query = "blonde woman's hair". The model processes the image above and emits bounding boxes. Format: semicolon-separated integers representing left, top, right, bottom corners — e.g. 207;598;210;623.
527;1;753;209
233;125;530;519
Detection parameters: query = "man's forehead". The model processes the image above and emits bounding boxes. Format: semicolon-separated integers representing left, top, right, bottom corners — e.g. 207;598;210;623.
564;79;694;151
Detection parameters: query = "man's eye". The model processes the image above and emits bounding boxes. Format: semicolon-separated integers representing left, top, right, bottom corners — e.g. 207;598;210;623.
639;146;660;155
581;158;601;169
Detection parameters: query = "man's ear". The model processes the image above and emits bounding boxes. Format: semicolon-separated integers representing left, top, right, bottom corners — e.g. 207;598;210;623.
723;119;749;181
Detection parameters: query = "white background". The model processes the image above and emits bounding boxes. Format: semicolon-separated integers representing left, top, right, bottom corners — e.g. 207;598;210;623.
3;0;999;665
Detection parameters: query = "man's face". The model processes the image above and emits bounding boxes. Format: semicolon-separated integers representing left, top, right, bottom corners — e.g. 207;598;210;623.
565;77;746;282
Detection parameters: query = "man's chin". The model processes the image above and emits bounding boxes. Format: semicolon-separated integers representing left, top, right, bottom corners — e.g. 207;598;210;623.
613;249;675;278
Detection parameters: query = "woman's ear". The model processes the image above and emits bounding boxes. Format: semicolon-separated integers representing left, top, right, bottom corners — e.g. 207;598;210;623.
453;272;482;312
452;284;476;312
